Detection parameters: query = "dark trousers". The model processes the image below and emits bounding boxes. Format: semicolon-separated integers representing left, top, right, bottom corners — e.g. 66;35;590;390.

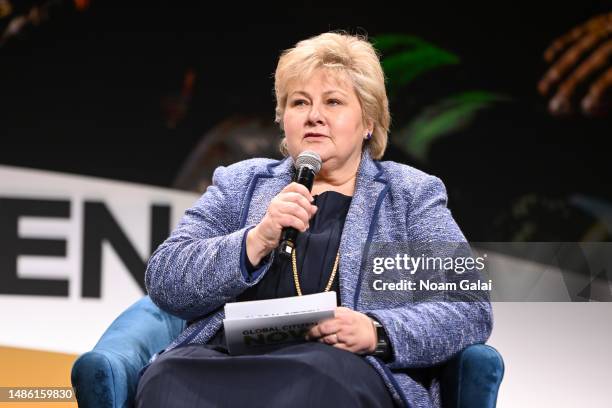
136;342;396;408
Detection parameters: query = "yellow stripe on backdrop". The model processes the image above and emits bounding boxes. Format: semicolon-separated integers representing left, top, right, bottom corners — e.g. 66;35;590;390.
0;346;77;408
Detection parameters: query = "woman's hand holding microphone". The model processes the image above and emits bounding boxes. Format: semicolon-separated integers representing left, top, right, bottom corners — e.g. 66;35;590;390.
246;182;317;267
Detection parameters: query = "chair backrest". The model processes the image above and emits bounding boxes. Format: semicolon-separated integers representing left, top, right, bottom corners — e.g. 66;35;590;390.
71;296;186;408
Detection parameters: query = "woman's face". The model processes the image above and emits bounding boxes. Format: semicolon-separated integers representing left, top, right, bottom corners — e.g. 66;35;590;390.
282;69;371;173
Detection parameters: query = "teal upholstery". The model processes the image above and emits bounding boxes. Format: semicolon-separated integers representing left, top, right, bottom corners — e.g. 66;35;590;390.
71;297;185;408
440;344;505;407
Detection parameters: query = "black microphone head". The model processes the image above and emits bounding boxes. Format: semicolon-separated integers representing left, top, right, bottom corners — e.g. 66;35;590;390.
295;151;322;174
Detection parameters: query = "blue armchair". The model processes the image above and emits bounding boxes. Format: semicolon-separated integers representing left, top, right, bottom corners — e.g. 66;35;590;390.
71;296;504;408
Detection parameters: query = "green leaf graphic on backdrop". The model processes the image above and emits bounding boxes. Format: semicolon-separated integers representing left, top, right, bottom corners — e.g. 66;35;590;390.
373;34;460;95
394;91;510;162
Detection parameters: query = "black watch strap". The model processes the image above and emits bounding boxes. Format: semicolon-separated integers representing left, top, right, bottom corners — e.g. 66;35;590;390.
371;318;392;361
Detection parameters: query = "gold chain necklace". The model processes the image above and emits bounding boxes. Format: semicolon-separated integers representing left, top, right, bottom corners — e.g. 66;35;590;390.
292;249;340;296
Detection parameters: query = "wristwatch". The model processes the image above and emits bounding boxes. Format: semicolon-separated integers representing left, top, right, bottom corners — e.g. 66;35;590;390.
371;318;392;361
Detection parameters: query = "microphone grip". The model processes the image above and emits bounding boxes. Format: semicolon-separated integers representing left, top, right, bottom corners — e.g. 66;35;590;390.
278;166;316;258
295;166;315;191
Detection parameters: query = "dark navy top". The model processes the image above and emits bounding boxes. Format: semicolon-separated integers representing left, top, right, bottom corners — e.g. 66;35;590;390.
207;190;352;346
239;190;352;304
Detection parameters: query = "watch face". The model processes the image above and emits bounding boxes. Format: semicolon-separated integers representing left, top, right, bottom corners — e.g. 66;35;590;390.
370;319;389;357
375;325;386;341
371;321;390;359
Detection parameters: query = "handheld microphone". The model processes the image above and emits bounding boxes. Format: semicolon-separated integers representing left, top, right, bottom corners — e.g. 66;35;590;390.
278;150;322;258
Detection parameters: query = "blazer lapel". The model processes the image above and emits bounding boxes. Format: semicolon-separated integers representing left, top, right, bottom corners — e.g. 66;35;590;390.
338;150;388;309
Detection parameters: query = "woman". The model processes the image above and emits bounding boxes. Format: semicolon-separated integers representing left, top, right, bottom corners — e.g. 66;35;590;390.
137;32;492;408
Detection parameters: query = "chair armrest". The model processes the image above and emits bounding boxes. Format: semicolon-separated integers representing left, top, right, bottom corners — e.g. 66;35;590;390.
440;344;504;408
71;296;185;408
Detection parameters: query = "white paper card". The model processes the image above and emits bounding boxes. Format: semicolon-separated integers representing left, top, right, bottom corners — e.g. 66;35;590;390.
223;292;337;355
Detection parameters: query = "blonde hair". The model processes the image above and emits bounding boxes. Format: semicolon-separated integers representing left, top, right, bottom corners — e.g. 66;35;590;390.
274;32;390;160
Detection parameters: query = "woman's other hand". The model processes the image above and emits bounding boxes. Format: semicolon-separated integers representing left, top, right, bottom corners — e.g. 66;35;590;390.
246;182;317;266
306;307;378;355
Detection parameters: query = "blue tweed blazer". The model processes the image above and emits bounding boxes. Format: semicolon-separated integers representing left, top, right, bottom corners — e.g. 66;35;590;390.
145;149;492;408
